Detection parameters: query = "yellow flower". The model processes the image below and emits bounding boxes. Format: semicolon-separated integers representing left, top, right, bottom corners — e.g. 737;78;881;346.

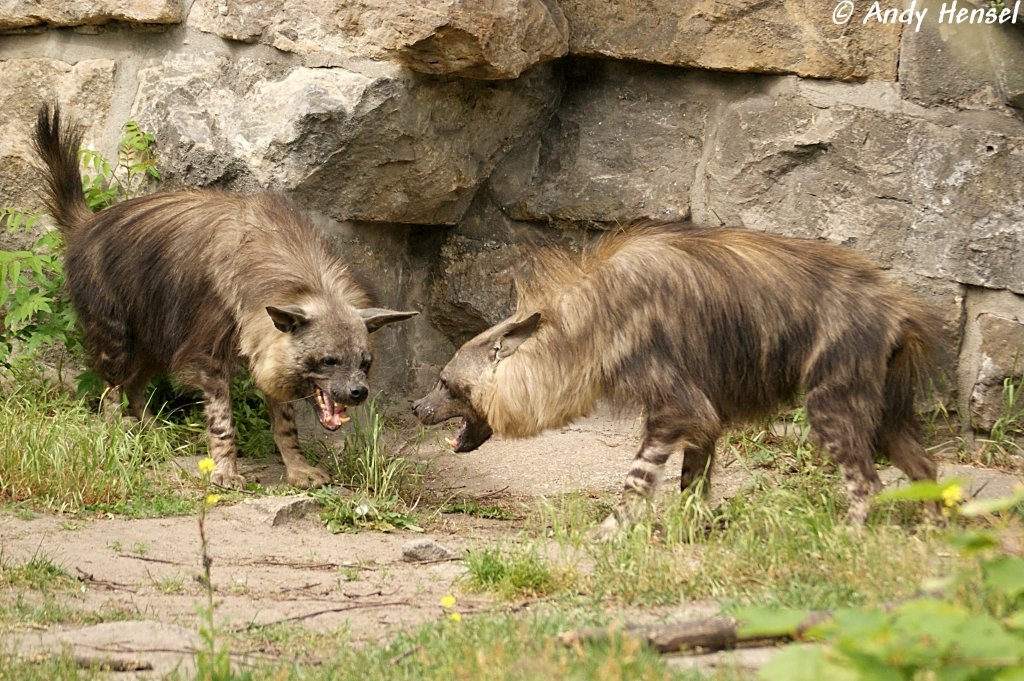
942;484;964;508
440;594;457;609
205;494;221;506
448;612;462;622
197;457;216;476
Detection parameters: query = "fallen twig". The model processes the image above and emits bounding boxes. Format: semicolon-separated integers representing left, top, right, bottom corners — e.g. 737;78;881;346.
557;611;834;655
244;557;379;572
72;654;153;672
237;600;414;630
473;486;510;501
24;651;155;672
119;554;181;566
388;644;421;666
73;568;134;591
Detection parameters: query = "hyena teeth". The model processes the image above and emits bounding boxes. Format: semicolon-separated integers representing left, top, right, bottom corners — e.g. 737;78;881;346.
314;385;350;428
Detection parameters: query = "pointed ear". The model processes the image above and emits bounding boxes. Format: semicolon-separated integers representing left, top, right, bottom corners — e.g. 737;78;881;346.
360;308;419;334
494;312;541;361
266;304;309;333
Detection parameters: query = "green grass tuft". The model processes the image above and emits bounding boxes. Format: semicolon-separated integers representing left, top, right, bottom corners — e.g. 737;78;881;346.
315;399;424;533
0;553;73;591
463;544;573;599
0;382;199;515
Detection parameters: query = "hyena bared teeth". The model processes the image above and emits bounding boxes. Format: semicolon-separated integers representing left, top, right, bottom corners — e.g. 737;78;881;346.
34;103;416;490
313;385;350;430
413;221;942;537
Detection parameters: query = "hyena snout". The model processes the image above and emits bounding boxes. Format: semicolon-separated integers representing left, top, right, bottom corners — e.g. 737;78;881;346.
310;374;369;431
411;390;454;425
410;396;430;420
333;378;368;406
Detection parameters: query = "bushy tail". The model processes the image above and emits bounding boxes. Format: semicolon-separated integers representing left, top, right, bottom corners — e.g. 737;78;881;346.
883;310;939;428
877;304;942;482
32;104;92;232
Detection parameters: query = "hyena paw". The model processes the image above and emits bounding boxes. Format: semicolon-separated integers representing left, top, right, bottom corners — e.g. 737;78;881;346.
286;464;332;489
588;512;628;543
136;410;158;427
211;466;246;490
843;499;871;527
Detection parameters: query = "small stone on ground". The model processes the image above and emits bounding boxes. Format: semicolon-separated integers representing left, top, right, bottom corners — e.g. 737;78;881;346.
402;538;458;562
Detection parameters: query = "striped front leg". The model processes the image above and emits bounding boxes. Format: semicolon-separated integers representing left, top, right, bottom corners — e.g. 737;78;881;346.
268;397;332;489
593;433;677;540
593;402;721;541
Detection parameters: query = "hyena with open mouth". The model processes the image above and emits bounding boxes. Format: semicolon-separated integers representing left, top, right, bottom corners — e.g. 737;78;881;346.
413;222;941;537
34;104;416;489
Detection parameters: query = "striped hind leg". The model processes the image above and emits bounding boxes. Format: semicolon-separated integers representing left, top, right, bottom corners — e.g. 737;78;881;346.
879;416;940;520
679;439;715;495
195;369;245;489
88;317;151;423
594;402;720;540
805;377;885;524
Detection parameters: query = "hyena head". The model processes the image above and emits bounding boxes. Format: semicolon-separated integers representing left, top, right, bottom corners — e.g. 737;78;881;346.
260;303;417;430
412;312;540;452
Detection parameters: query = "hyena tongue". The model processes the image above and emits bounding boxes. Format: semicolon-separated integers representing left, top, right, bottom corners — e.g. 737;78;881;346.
446;420;467;450
315;386;351;430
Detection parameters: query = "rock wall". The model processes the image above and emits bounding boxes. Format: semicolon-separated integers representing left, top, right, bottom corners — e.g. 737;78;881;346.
1;0;1022;435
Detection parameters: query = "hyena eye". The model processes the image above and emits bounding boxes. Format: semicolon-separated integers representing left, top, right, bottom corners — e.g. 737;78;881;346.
359;355;372;372
321;357;341;368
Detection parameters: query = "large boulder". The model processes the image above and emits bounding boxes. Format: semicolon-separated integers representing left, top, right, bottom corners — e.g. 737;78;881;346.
0;0;180;29
488;62;1024;300
0;58;115;219
899;0;1024;112
559;0;901;81
699;78;1024;296
385;0;568;80
189;0;568;78
132;53;562;224
969;312;1024;432
489;60;744;226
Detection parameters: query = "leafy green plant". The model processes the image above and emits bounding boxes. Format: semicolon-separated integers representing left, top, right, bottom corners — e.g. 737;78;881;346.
0;552;73;591
748;482;1024;681
0;210;76;368
463;544;571;599
441;498;515;520
79;120;160;211
0;378;198;515
1;119;159;372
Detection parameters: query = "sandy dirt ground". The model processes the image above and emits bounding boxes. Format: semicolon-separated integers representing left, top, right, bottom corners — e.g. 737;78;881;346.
1;407;1020;677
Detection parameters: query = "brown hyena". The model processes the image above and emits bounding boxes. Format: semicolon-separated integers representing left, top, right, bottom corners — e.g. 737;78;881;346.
34;104;416;489
413;221;941;537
